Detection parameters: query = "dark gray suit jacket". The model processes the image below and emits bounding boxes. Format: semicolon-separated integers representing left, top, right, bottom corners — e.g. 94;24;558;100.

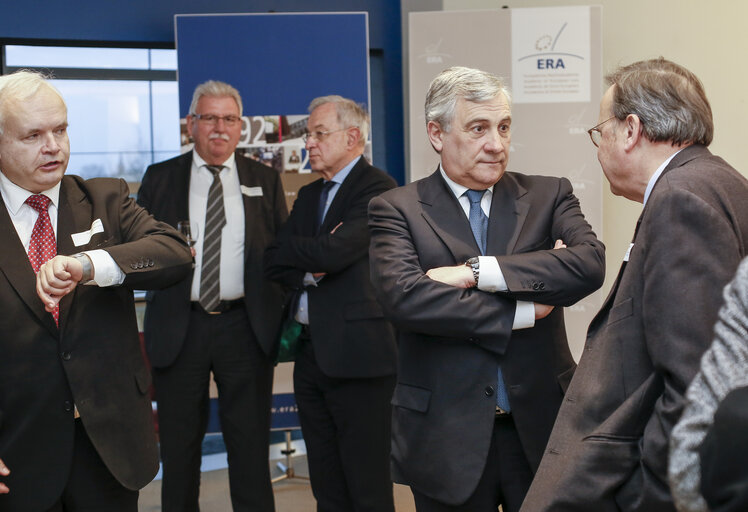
0;176;192;511
137;151;288;366
521;145;748;512
368;168;605;505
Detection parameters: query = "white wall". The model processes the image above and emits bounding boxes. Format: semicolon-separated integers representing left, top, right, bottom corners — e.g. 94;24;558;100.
440;0;748;293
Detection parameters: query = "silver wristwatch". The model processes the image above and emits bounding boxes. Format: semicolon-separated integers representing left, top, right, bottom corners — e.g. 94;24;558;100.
71;252;94;283
465;257;480;285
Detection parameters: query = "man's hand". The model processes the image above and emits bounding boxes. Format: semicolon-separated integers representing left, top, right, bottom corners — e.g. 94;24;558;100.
426;264;476;288
0;457;9;494
36;255;84;312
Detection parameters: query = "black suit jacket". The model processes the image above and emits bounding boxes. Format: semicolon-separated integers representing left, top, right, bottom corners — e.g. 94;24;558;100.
0;176;192;511
521;145;748;512
368;169;605;505
137;152;288;366
264;157;397;379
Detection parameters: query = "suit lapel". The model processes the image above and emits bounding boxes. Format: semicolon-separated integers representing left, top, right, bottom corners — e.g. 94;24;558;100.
486;173;529;257
418;169;479;262
319;157;366;234
0;192;59;335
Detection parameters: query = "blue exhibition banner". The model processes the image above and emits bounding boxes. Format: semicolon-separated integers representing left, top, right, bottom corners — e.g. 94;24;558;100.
175;12;371;173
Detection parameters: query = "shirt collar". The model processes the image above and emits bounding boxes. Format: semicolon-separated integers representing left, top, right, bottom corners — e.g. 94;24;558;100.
192;150;236;173
643;148;683;206
438;164;494;199
0;171;61;215
326;155;361;186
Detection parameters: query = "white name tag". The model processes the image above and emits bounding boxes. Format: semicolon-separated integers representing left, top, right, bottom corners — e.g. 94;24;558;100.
624;243;634;262
241;185;263;197
71;218;104;247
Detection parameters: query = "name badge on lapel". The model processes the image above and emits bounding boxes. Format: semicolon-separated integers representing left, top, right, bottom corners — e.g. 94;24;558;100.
241;185;263;197
71;218;104;247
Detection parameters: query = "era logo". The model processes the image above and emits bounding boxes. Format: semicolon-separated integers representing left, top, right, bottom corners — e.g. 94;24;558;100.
537;58;566;69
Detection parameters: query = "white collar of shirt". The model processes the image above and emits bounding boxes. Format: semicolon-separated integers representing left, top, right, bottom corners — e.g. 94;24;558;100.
439;164;494;217
643;148;683;206
192;150;236;175
0;171;61;215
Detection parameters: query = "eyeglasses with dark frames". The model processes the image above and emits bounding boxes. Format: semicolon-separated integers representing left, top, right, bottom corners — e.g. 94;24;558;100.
192;113;241;126
587;116;616;147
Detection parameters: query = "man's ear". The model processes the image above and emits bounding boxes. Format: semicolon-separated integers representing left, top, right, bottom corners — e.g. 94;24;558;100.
346;127;361;149
623;114;642;151
427;121;444;153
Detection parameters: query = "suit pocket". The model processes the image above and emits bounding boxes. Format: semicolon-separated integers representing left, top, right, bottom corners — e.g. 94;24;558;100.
344;300;384;320
608;297;634;325
392;383;431;413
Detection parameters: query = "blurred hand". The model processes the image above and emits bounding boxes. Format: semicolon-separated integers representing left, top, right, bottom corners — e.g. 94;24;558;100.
0;457;9;494
426;265;476;289
534;303;554;320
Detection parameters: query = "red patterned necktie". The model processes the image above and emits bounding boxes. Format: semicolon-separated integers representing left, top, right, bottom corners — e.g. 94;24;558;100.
25;194;59;325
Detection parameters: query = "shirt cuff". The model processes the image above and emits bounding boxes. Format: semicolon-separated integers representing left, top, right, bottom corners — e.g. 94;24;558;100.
477;256;507;292
83;249;125;287
513;301;535;330
303;272;319;287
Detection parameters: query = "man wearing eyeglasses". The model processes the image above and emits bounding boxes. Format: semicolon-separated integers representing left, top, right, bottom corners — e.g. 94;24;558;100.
137;80;288;512
264;95;398;511
521;58;748;512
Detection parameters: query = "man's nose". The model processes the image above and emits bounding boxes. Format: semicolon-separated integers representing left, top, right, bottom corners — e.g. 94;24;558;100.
484;130;504;152
42;133;60;153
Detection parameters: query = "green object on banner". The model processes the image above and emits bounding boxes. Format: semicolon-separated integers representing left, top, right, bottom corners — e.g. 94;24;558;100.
275;318;302;364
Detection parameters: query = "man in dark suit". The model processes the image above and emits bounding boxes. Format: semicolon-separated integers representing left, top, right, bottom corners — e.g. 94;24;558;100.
520;58;748;512
0;71;192;511
264;95;398;511
137;80;287;512
368;66;605;512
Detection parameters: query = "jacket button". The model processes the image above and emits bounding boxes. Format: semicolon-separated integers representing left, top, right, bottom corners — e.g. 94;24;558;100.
130;263;137;269
61;351;71;361
484;386;494;397
532;282;540;290
64;400;73;411
539;282;545;290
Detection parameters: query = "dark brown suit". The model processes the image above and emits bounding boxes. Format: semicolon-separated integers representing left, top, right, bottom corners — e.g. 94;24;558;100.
0;176;192;511
521;145;748;512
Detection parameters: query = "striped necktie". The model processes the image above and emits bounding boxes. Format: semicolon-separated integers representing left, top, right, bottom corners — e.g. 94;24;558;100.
199;165;226;312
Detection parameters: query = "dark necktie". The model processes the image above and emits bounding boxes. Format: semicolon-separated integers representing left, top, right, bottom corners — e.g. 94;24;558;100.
199;165;226;312
26;194;59;325
317;180;336;232
465;189;511;412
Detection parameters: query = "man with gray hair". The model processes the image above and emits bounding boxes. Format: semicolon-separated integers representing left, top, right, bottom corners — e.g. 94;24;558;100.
521;58;748;511
137;80;288;511
265;95;398;511
368;66;604;511
0;70;191;510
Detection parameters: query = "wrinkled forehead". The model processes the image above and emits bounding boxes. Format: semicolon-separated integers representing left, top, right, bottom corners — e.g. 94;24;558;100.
1;88;68;135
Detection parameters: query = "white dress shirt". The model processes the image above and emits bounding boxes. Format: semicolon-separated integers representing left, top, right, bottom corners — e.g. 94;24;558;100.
0;172;124;287
189;151;246;301
439;166;535;330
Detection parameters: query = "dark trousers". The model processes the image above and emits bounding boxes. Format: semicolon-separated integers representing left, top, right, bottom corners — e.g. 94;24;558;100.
411;415;533;512
293;337;396;512
45;419;138;512
153;306;275;512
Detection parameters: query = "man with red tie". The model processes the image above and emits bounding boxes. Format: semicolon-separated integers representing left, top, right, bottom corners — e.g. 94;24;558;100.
0;70;192;511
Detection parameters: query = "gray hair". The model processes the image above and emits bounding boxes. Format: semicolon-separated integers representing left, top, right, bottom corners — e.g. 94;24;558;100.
189;80;243;116
0;70;66;135
308;95;370;147
606;57;713;146
425;66;512;132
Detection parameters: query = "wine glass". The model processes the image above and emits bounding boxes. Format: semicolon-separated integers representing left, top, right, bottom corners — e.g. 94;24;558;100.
177;221;198;262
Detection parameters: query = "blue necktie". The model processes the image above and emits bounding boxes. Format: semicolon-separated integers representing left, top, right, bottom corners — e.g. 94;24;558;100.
317;180;336;232
465;189;511;413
